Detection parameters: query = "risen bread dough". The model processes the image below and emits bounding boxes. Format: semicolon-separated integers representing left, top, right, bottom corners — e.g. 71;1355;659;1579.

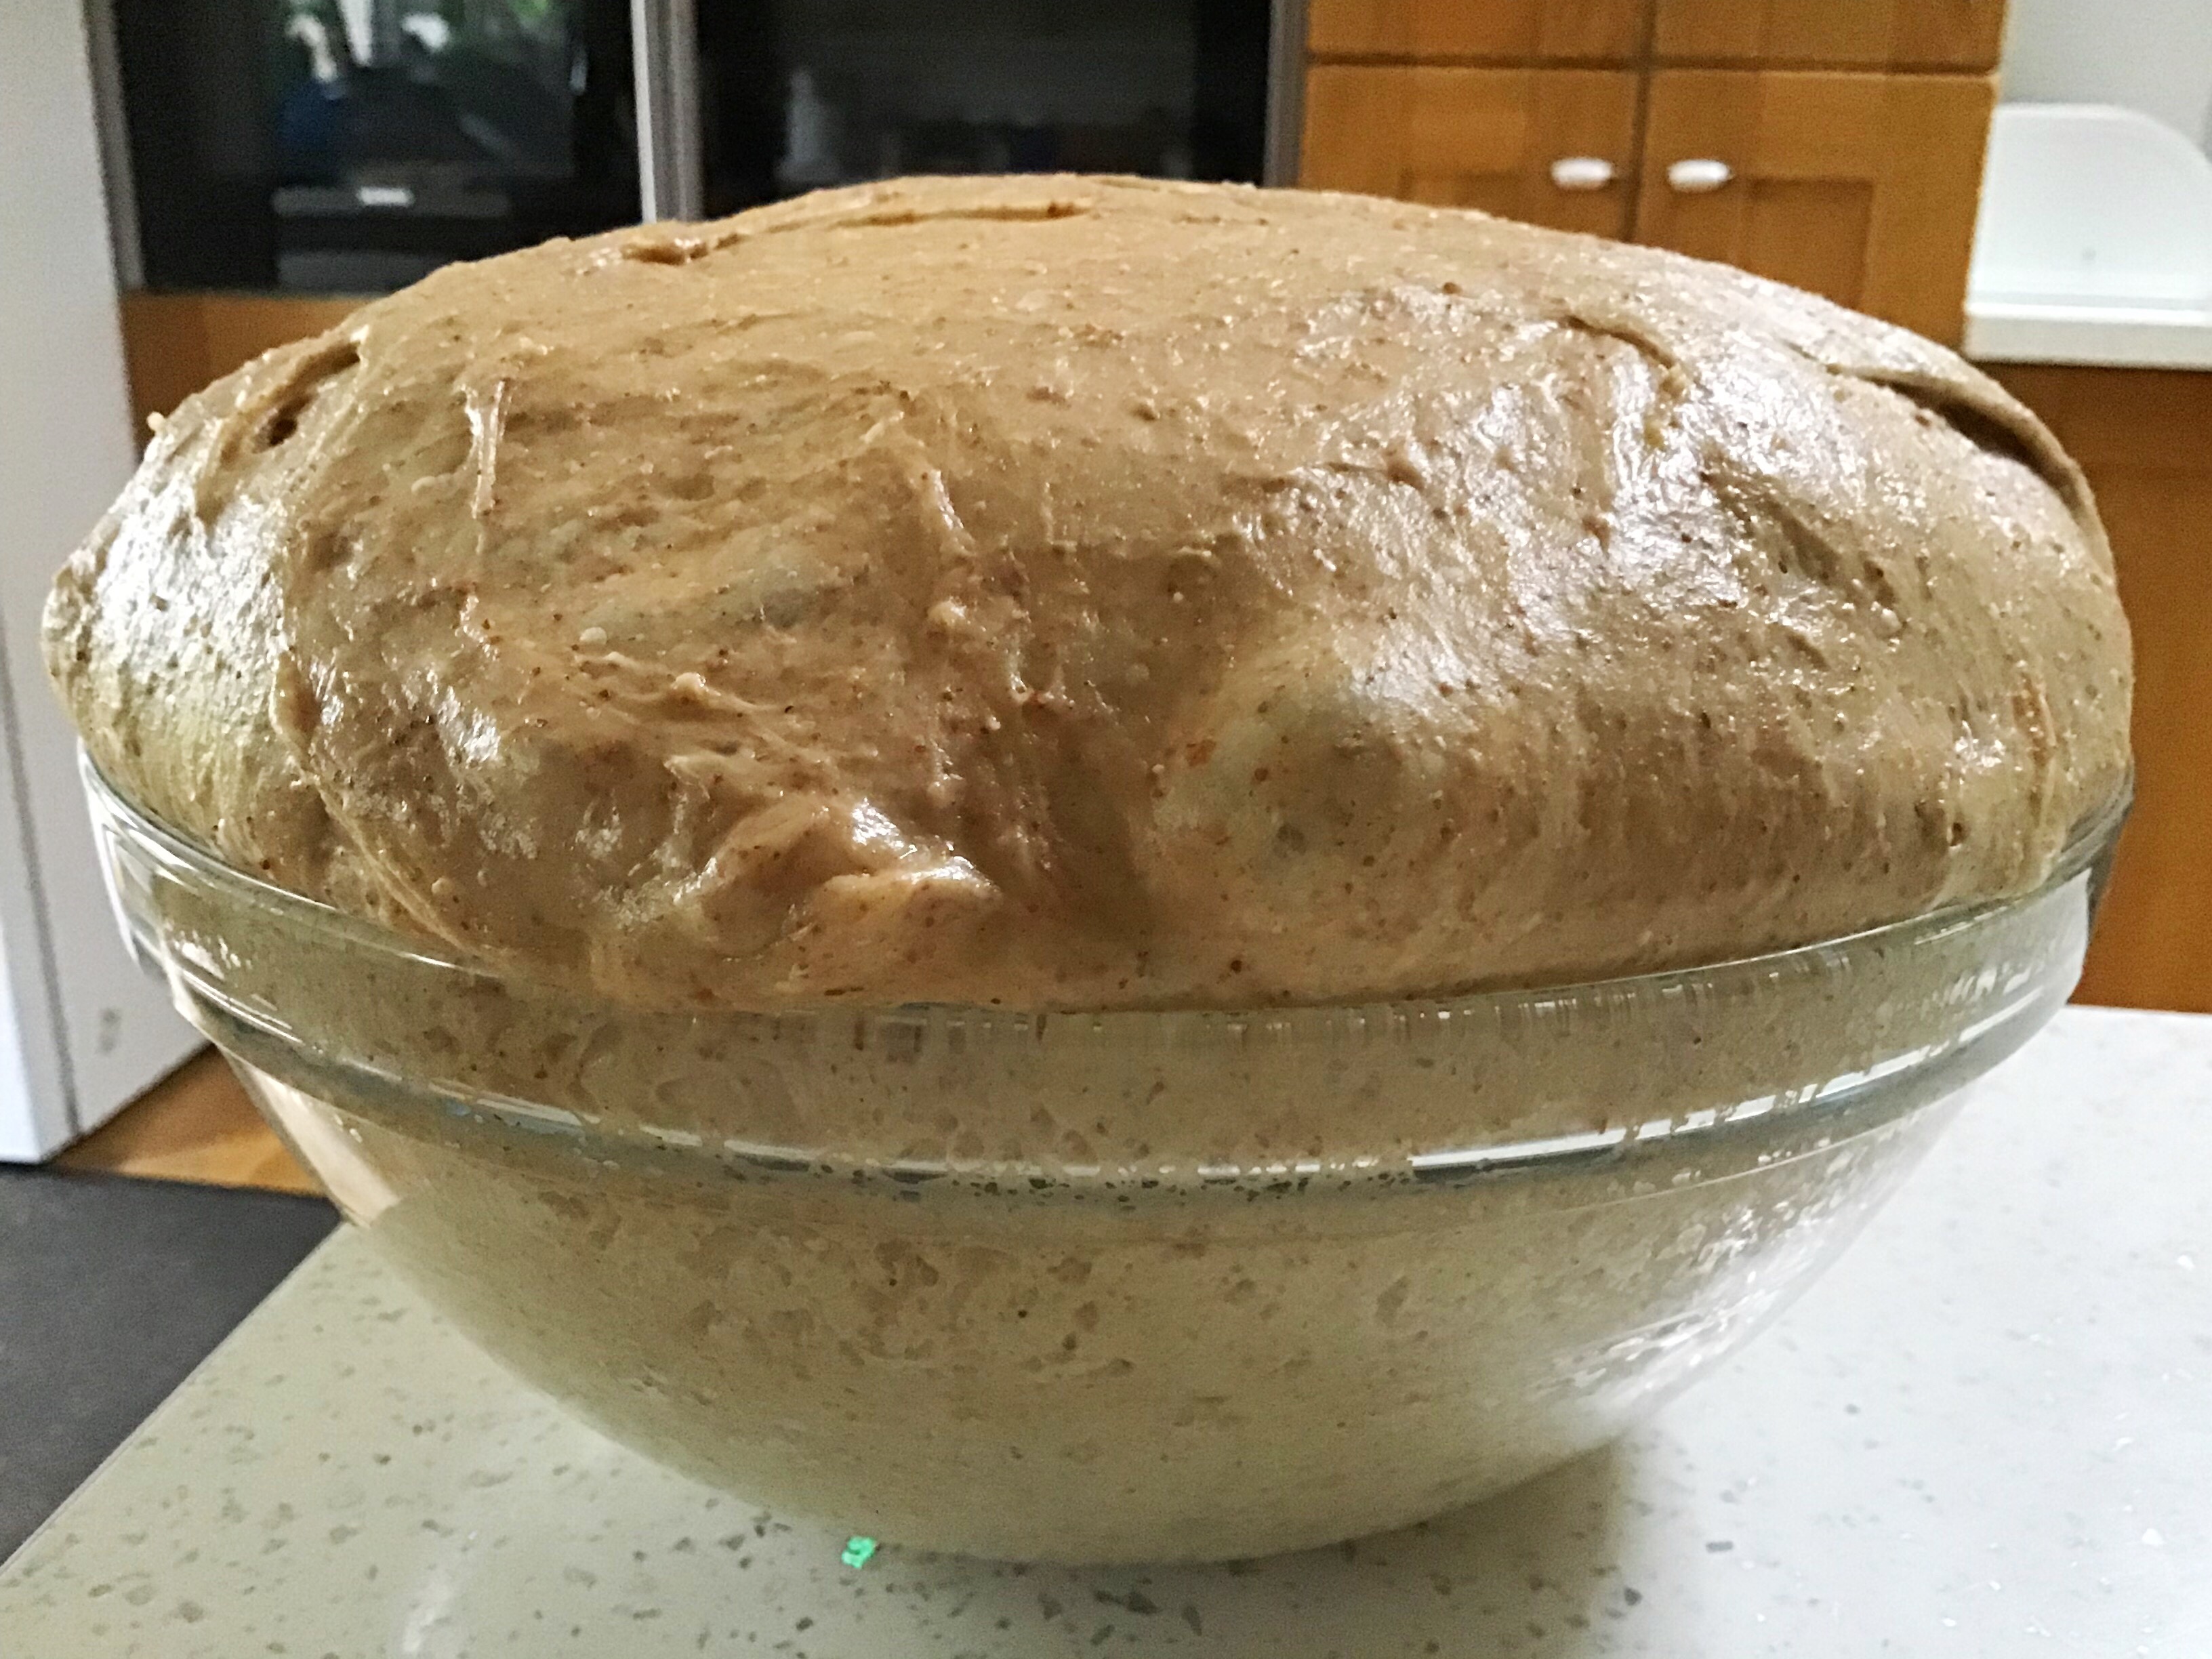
57;177;2130;1563
46;176;2130;1010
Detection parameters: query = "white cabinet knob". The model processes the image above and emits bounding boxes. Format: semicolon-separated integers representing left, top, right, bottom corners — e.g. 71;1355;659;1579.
1666;158;1735;194
1549;155;1616;192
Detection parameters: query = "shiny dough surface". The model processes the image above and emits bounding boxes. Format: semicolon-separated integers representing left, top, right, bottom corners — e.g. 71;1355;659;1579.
46;176;2131;1009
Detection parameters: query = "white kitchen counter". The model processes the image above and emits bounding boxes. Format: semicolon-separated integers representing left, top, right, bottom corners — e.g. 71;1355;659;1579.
1965;302;2212;372
2;1005;2207;1657
1967;104;2212;371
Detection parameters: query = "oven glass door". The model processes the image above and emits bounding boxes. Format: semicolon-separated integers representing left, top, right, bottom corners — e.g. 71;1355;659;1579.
111;0;642;292
108;0;1269;294
689;0;1269;218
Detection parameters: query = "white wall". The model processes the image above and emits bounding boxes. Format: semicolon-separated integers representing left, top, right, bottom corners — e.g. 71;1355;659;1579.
2003;0;2212;151
0;0;198;1159
0;722;68;1160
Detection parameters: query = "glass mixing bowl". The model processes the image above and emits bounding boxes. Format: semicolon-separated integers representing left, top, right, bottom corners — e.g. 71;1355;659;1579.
83;755;2121;1564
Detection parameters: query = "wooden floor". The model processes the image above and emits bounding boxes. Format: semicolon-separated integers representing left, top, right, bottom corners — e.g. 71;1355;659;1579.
59;1049;321;1195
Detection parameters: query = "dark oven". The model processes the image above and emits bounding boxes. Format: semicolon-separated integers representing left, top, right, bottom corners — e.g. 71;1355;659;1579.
98;0;1300;295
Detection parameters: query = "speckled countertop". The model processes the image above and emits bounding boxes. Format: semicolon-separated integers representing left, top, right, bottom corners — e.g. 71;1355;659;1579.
3;1006;2208;1658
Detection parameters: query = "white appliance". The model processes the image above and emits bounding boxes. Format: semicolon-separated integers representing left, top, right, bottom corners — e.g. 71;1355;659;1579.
0;1;198;1162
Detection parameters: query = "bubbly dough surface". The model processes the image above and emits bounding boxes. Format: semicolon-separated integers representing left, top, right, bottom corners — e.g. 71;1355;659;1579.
47;176;2130;1008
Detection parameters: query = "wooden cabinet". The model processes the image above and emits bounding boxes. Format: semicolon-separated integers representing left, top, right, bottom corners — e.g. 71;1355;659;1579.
1988;366;2212;1015
1308;0;1650;63
1299;9;2003;344
1652;0;2006;70
1633;70;1993;344
1303;66;1641;236
119;292;364;436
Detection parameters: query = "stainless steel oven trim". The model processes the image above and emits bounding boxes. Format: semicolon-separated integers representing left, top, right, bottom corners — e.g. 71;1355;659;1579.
1264;0;1307;186
79;0;144;289
630;0;704;222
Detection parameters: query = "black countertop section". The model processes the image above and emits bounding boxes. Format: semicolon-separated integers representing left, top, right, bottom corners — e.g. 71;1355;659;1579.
0;1168;337;1561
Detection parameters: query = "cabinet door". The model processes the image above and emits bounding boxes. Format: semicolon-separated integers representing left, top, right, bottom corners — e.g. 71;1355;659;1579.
1309;0;1649;62
1652;0;2006;70
1633;70;1994;344
1302;67;1640;239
